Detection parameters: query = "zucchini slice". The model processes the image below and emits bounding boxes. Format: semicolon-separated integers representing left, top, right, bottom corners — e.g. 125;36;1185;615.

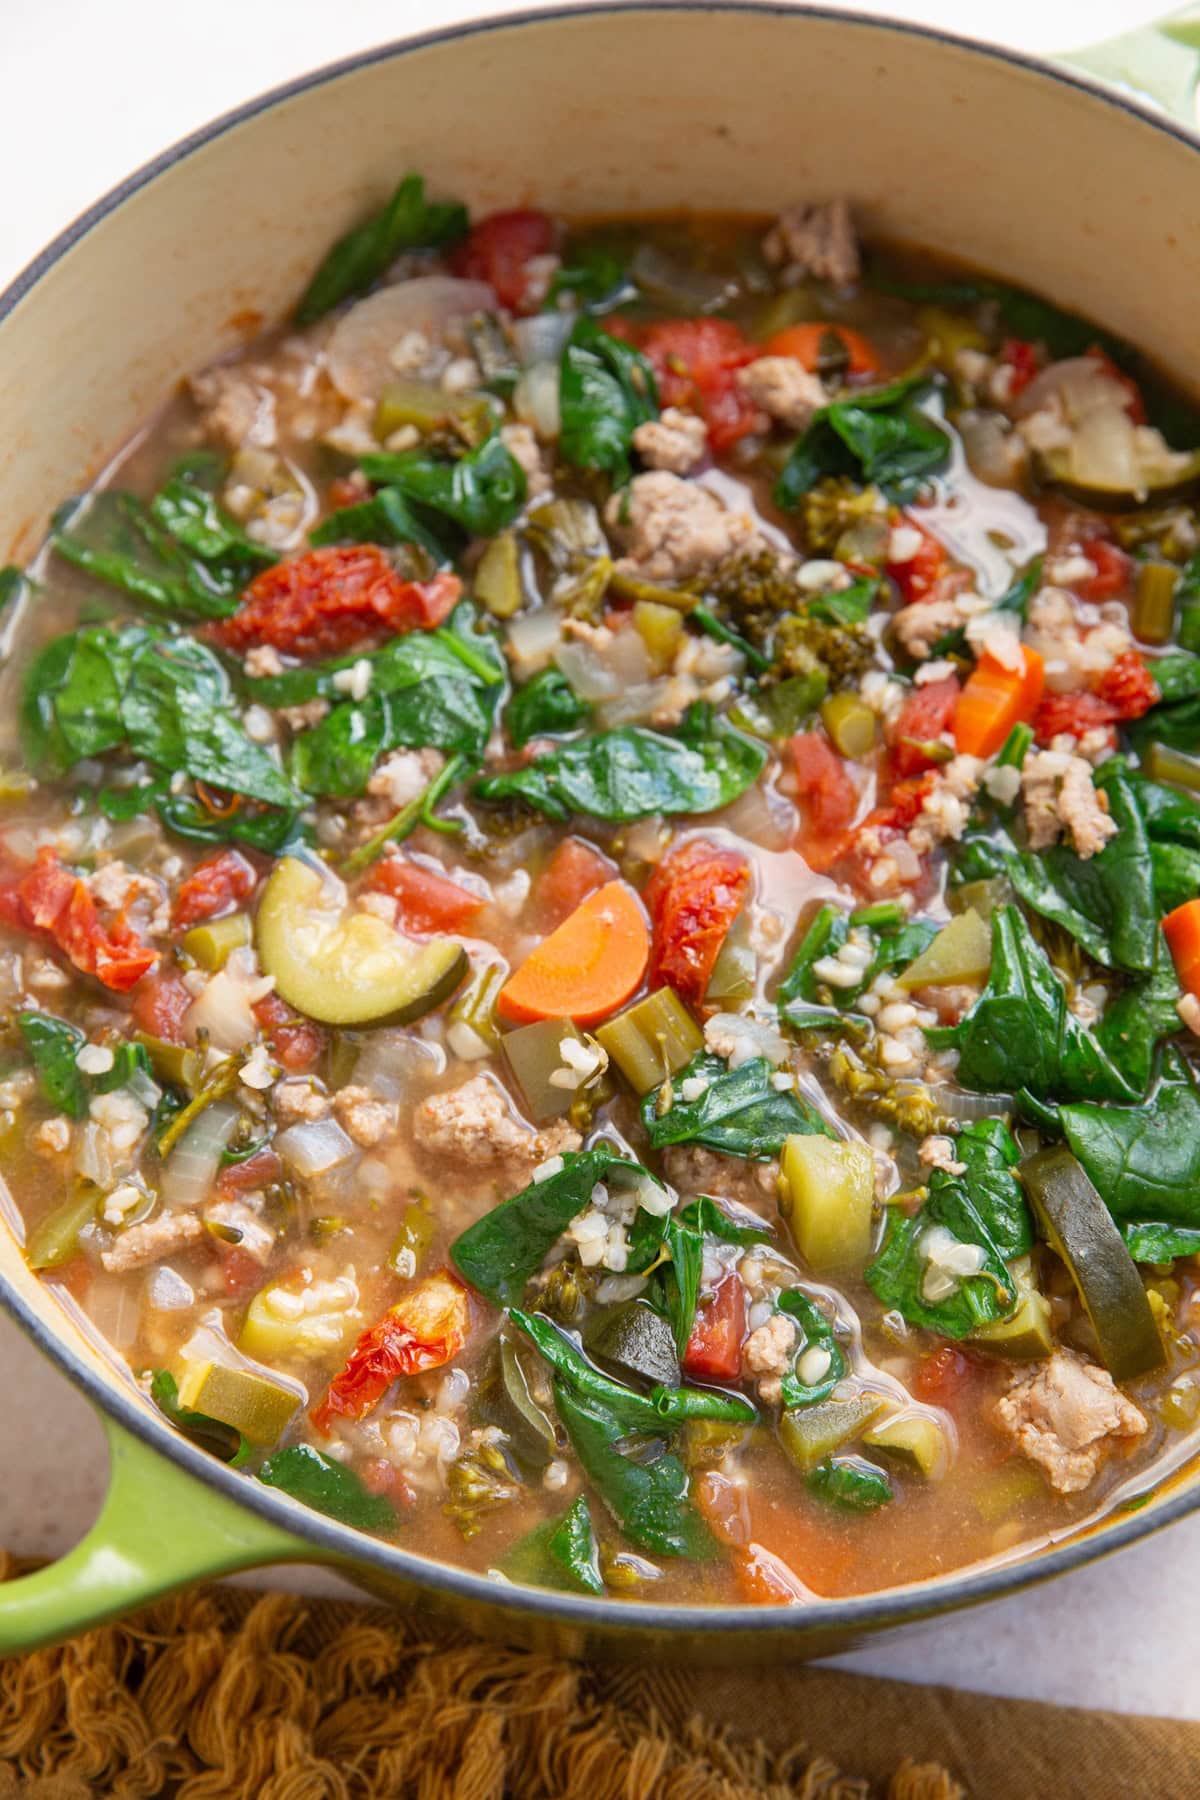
1019;1147;1164;1382
1036;445;1200;512
256;856;467;1028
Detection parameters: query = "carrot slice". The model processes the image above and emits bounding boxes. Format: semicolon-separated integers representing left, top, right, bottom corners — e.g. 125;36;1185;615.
953;644;1045;759
497;880;649;1026
763;323;879;376
1163;900;1200;997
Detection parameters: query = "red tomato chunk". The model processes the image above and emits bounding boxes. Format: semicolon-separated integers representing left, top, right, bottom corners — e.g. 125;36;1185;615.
451;209;557;313
0;848;157;992
171;848;258;928
682;1275;746;1383
364;857;484;934
644;837;750;1009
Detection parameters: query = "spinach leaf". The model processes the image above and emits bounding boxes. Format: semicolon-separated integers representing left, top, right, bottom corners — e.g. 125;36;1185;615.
475;704;767;822
643;1052;831;1161
17;1012;87;1118
21;624;298;809
1005;763;1156;973
1129;653;1200;754
776;902;935;1022
1150;841;1200;913
54;473;273;622
804;576;878;628
559;317;659;482
1133;771;1200;849
309;485;449;562
774;373;951;509
296;171;468;324
1061;1048;1200;1236
153;792;309;855
0;565;26;618
677;1196;774;1247
777;1291;845;1408
501;1494;604;1594
512;1310;755;1430
360;433;526;538
450;1148;646;1307
151;1369;249;1467
777;903;848;1007
512;1312;724;1560
258;1442;396;1530
807;1455;893;1513
944;905;1137;1106
656;1214;704;1357
546;246;637;315
506;668;591;749
1125;1221;1200;1264
865;1118;1029;1337
1096;929;1182;1092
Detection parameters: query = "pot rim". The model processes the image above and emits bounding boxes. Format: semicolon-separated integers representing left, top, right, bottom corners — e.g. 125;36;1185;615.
2;0;1198;1638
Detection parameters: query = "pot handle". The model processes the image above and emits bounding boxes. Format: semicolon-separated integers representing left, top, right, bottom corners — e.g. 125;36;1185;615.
0;1416;312;1657
1058;7;1200;124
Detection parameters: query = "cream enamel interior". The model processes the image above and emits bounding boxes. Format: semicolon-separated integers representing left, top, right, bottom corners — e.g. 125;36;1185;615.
2;3;1200;1639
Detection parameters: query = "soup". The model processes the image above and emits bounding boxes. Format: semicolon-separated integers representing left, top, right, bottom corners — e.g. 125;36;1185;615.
3;182;1200;1605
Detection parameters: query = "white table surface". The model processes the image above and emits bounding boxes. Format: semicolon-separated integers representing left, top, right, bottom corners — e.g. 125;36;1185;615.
4;0;1200;1724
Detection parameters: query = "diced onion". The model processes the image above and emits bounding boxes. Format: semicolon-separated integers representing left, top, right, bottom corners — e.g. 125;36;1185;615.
1069;402;1139;491
506;606;564;675
513;360;561;440
328;277;496;400
146;1265;196;1311
936;1089;1016;1124
511;312;574;367
162;1101;240;1209
553;639;620;701
274;1116;357;1178
351;1029;443;1099
595;680;673;727
706;1011;789;1069
719;778;797;851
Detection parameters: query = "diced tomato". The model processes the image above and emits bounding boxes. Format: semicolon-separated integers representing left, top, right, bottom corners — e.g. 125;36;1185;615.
216;1244;267;1299
643;837;751;1009
887;675;961;776
214;547;461;657
1073;539;1133;604
312;1270;470;1433
682;1274;746;1383
252;992;326;1072
1033;690;1119;746
451;209;557;313
789;730;858;871
886;518;950;605
911;1345;986;1411
361;1457;416;1507
130;968;193;1043
537;837;616;932
762;322;879;378
216;1147;283;1198
999;338;1040;398
327;472;370;510
873;773;935;831
634;318;761;453
363;857;483;934
1;847;158;992
171;849;258;929
1095;648;1160;721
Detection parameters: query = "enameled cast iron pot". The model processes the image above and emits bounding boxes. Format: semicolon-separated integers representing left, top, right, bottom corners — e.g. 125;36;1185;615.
2;0;1200;1663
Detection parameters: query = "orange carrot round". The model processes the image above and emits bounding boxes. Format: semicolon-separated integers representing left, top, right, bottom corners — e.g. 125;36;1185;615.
953;644;1045;759
1163;899;1200;997
763;322;879;376
497;880;649;1026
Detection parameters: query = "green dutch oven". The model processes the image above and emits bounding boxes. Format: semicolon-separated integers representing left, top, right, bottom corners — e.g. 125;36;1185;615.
2;1;1200;1662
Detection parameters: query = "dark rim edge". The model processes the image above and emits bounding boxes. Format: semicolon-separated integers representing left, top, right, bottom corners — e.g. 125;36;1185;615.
1;0;1198;1639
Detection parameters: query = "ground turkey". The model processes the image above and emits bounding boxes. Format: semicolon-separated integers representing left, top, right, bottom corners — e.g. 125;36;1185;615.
101;1212;205;1273
994;1348;1147;1494
762;198;860;286
1021;751;1116;857
663;1144;781;1213
188;366;277;450
412;1075;581;1189
606;472;757;584
631;407;709;475
737;357;826;430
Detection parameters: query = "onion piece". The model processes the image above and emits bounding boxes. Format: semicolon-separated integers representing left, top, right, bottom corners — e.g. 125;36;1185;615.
274;1116;357;1179
513;360;561;439
935;1089;1017;1124
162;1101;240;1209
511;312;574;367
554;639;620;702
328;277;496;400
351;1029;444;1100
507;605;565;676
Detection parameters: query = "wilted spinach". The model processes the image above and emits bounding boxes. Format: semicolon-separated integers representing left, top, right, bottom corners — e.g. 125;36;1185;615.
360;433;526;538
295;171;468;324
505;668;591;748
309;485;449;561
501;1494;604;1594
258;1442;396;1530
1061;1048;1200;1246
18;1012;153;1120
643;1052;830;1161
774;373;951;509
777;1290;846;1408
558;317;659;483
475;704;767;822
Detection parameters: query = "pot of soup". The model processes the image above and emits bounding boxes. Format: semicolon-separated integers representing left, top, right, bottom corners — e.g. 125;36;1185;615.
3;2;1200;1662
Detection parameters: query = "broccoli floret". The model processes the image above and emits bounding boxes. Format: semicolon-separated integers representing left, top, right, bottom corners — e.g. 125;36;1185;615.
443;1430;521;1539
774;609;874;685
700;549;874;686
801;477;887;556
821;1041;951;1141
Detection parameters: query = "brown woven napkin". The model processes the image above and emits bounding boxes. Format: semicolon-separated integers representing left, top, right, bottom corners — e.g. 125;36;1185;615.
0;1577;1194;1798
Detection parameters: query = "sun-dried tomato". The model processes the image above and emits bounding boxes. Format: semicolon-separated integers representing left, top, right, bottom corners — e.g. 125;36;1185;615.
999;338;1040;398
171;849;258;929
312;1271;470;1432
214;546;461;657
644;837;751;1009
0;848;157;992
1095;649;1160;720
